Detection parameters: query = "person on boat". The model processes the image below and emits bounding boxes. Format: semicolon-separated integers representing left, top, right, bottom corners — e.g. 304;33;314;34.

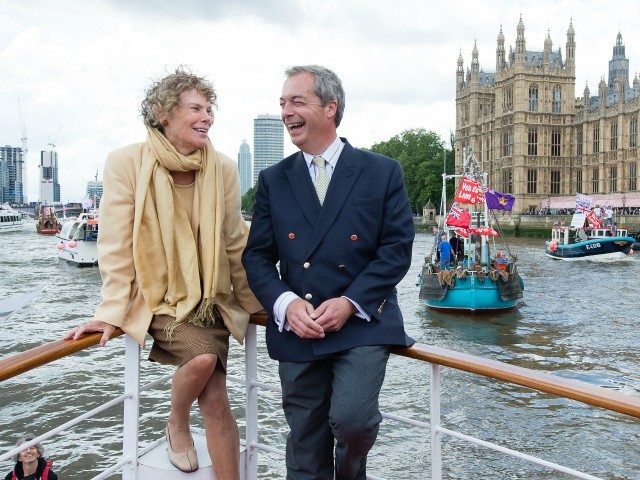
603;206;613;227
242;65;415;480
449;234;464;264
4;435;58;480
64;67;262;477
439;234;452;270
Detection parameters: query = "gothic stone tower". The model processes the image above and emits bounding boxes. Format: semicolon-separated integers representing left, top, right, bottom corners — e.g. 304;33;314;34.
455;17;576;212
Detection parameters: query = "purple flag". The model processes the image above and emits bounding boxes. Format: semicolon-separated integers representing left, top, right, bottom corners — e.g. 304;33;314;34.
485;189;515;211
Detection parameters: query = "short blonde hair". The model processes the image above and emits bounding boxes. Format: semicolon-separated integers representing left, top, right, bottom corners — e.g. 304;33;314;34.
140;66;217;130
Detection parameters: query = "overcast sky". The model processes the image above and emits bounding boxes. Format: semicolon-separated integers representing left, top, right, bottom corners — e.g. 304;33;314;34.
1;0;639;201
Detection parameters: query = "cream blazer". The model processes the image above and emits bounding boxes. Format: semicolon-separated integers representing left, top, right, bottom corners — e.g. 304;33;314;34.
92;142;262;346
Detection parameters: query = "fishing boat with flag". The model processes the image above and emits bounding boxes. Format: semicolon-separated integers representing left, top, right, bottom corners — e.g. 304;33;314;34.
418;149;524;311
544;193;636;261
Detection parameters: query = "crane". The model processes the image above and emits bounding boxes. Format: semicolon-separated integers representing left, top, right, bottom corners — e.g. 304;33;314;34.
48;125;63;151
18;99;28;204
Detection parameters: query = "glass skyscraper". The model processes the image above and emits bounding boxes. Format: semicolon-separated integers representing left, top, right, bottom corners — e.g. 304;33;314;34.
0;146;25;204
253;114;283;184
237;139;252;196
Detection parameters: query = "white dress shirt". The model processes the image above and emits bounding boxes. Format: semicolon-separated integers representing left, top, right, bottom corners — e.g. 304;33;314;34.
273;137;370;332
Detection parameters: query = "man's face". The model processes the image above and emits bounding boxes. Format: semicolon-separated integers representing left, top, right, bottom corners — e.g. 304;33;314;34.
280;72;337;154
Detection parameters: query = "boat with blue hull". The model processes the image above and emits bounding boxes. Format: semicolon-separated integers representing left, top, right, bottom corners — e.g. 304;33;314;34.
420;269;524;311
418;149;524;312
545;225;635;260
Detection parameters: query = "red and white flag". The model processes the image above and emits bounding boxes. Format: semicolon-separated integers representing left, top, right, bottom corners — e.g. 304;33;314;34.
470;226;499;236
446;203;472;228
586;209;603;228
454;177;485;205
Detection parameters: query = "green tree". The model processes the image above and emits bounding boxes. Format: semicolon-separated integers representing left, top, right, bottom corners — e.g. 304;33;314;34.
241;185;257;213
369;129;454;214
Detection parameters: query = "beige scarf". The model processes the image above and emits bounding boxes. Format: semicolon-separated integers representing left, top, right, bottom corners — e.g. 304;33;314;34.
133;127;231;337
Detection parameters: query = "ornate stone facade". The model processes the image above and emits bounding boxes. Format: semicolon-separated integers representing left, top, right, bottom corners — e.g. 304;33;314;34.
455;17;640;213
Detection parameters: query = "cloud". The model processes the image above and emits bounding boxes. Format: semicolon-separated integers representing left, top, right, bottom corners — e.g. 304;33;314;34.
1;0;639;202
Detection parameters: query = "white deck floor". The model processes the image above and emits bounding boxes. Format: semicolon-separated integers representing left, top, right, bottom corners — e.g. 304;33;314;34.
138;429;246;480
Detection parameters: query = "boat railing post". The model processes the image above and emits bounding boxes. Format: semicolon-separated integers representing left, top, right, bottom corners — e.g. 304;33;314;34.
430;363;442;480
244;323;258;480
122;335;140;480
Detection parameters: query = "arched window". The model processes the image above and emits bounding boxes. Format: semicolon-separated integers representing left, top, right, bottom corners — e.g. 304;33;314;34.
529;84;538;112
552;85;561;113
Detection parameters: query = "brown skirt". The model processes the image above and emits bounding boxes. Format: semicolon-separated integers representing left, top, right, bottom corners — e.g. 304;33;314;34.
148;314;230;372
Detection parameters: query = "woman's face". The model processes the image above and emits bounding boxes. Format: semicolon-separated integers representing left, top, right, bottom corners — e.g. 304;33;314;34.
18;445;38;464
162;88;213;155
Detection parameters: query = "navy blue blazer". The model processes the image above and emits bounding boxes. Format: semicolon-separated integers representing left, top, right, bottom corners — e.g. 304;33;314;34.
242;139;415;362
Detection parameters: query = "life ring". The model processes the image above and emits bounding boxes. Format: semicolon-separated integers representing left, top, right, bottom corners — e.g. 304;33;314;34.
549;240;558;252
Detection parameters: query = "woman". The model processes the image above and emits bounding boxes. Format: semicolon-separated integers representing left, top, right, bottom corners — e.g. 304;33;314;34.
4;435;58;480
65;68;262;478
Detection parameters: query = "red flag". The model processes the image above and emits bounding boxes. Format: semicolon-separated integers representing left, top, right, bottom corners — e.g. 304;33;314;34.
586;210;603;228
446;203;472;228
454;177;485;204
469;226;499;236
455;228;470;238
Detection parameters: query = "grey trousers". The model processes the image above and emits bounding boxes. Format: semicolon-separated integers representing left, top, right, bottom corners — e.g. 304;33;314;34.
279;345;390;480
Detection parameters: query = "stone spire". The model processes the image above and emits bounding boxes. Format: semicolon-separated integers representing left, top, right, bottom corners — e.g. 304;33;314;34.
583;82;590;107
515;15;526;63
496;25;505;71
544;30;552;53
599;76;607;110
456;50;464;89
543;30;552;66
471;40;479;79
566;19;575;66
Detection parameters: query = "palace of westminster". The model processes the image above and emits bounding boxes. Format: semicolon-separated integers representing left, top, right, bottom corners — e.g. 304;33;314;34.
455;17;640;214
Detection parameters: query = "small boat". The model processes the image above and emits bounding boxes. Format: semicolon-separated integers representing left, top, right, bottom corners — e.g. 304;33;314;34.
418;150;524;312
35;204;62;235
0;204;24;233
545;225;635;261
56;211;99;266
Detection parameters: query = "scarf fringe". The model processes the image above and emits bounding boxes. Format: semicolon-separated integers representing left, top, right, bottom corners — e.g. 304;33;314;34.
164;297;221;340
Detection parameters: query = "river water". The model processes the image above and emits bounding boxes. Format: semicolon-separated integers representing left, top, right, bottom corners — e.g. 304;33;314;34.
1;223;639;479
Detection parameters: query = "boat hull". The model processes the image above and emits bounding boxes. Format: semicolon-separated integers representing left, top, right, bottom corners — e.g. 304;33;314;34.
545;237;635;261
419;268;524;312
37;227;60;235
57;243;98;267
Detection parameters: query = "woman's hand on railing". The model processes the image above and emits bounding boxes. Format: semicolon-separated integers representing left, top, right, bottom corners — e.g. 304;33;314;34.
64;321;116;347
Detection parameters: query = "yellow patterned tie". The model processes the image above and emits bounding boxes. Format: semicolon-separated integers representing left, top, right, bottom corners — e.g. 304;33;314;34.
313;156;329;205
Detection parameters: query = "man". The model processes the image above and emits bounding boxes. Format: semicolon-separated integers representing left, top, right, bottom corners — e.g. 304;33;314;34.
242;65;415;479
439;234;452;270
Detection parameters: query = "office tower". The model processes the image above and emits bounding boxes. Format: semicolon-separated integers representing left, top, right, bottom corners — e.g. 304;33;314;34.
238;139;252;196
86;179;104;208
0;146;25;204
253;114;283;184
39;150;61;204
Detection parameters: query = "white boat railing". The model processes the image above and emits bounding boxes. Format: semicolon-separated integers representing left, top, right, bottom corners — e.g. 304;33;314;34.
1;319;639;479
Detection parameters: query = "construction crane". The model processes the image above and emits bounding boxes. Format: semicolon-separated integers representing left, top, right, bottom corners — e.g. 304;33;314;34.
18;99;28;204
48;125;62;151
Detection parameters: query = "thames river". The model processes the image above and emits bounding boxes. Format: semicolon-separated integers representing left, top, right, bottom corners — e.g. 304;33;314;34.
1;223;639;479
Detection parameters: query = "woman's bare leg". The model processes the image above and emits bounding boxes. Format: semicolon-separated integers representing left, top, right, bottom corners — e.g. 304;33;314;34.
167;353;217;452
198;367;240;480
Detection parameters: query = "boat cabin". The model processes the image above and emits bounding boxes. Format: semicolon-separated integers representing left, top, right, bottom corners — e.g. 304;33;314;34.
550;225;629;245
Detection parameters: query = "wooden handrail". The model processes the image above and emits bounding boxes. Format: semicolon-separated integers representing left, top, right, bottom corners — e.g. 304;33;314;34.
1;312;639;420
